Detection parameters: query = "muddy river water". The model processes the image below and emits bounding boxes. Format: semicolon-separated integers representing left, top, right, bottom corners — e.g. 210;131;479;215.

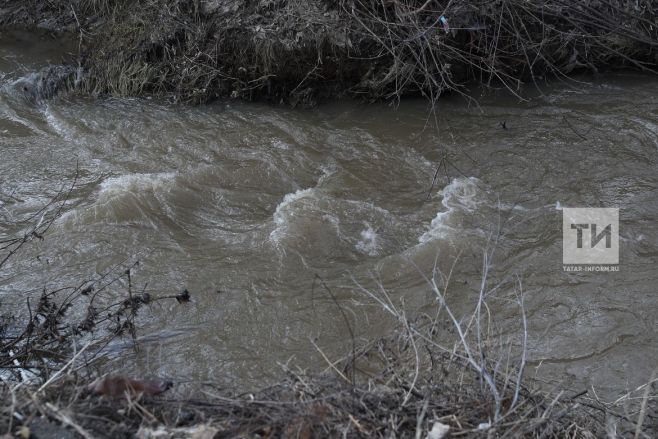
1;31;656;399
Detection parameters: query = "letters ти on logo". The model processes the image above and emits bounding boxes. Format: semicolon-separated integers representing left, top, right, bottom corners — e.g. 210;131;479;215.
562;208;619;267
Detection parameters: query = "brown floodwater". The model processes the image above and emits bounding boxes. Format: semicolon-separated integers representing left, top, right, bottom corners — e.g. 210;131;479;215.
1;31;656;399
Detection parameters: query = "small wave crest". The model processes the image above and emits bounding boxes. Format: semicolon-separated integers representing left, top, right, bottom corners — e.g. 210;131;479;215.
269;188;316;242
269;166;337;243
98;173;175;198
60;172;175;226
43;104;74;140
268;182;393;262
419;177;487;243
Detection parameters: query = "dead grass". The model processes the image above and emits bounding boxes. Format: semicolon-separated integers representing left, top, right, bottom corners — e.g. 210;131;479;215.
3;311;654;437
0;327;612;438
2;221;655;437
2;0;656;105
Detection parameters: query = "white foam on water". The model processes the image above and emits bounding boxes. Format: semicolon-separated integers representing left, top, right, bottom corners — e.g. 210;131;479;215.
59;172;175;225
419;177;484;243
97;172;175;199
271;139;290;150
318;163;338;183
269;187;315;242
43;104;73;140
356;223;380;256
269;166;336;243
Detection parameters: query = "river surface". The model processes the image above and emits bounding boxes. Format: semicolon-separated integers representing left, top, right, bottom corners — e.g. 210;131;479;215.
1;31;656;399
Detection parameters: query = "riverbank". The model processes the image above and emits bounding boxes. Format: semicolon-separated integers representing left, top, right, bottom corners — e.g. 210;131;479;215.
0;347;622;439
1;0;656;105
3;282;650;438
3;297;655;438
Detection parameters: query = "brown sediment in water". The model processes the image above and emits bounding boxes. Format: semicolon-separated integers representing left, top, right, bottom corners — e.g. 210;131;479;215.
1;0;656;105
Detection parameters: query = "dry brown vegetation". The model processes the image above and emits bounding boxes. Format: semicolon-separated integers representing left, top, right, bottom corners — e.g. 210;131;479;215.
1;0;657;105
2;293;656;437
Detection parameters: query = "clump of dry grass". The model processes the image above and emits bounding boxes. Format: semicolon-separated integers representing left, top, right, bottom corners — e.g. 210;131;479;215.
3;312;653;438
2;0;656;105
342;0;658;102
